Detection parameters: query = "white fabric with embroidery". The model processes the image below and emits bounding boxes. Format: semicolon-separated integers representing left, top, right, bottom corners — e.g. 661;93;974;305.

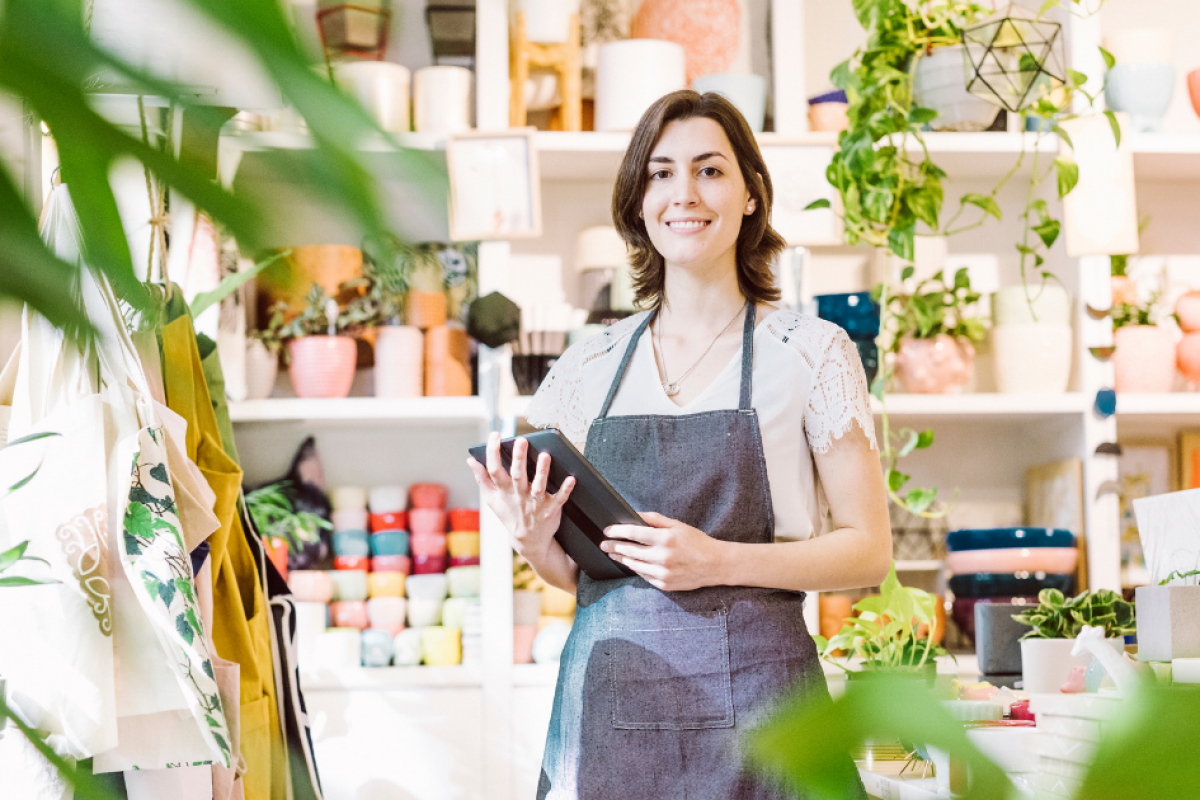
526;309;876;540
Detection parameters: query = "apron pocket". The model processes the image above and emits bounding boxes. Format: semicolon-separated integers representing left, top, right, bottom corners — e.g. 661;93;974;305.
606;602;734;730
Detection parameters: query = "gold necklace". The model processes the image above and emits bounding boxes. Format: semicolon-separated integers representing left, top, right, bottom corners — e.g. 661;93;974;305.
654;303;745;397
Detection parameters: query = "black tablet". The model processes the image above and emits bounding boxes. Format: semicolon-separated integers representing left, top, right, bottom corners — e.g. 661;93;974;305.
469;429;639;581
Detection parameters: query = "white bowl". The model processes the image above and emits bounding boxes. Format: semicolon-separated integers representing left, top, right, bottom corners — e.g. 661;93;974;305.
405;573;448;602
447;566;481;598
407;598;443;627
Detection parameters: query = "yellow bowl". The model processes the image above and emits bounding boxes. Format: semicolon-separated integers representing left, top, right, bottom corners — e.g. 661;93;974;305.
420;626;462;666
446;531;481;558
368;571;406;598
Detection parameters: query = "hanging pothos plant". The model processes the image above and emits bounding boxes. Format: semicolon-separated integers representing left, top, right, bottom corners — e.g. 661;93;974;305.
808;0;1116;516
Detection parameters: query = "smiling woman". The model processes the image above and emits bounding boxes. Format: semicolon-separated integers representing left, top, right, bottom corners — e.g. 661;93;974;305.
469;90;891;800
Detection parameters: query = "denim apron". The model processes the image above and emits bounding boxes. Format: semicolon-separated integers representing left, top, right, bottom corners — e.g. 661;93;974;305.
537;303;865;800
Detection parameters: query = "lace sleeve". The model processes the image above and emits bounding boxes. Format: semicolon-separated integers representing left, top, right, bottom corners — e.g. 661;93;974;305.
804;327;877;454
524;345;589;447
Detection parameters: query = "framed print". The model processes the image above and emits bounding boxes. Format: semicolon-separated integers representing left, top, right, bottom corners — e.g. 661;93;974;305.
1026;458;1087;590
446;128;542;241
1118;440;1176;588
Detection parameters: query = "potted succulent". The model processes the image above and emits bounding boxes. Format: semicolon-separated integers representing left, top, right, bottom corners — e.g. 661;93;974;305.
815;563;949;683
280;283;380;398
884;267;987;394
1109;267;1175;393
245;480;333;577
1012;588;1135;694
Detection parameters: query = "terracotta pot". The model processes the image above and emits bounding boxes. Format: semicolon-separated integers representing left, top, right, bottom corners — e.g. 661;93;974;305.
1113;325;1176;393
288;336;357;398
245;339;279;400
1188;68;1200;118
1178;332;1200;385
1175;290;1200;332
895;335;975;394
257;244;363;319
406;290;448;329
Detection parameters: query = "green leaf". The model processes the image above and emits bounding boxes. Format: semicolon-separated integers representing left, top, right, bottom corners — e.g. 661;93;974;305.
905;487;938;513
888;225;915;262
203;661;215;679
0;540;31;572
869;374;886;401
0;431;62;451
1104;109;1122;148
206;713;221;728
186;607;203;639
898;429;919;458
804;198;832;211
1036;0;1059;18
1051;123;1073;150
1067;69;1088;88
189;253;282;318
1054;157;1079;198
176;612;195;645
887;470;910;493
1099;46;1116;70
900;266;915;282
907;188;939;229
158;579;177;608
149;463;169;485
124;501;154;540
0;575;58;587
915;429;934;449
909;107;938;126
5;463;43;497
1033;218;1061;249
175;576;197;603
961;193;1002;221
124;531;143;557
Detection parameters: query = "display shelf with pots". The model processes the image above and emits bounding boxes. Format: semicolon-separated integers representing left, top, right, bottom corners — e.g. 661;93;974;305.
229;396;489;423
301;664;484;691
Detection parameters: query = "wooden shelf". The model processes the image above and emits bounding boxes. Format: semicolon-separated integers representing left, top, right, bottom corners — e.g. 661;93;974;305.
1115;392;1200;436
229;396;489;424
221;130;447;153
300;664;483;691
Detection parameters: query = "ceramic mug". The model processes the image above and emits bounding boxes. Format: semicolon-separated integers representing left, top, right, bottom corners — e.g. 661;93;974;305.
371;530;411;557
331;486;368;512
448;508;480;531
420;626;462;666
1105;63;1176;134
446;531;481;558
407;597;443;627
409;508;447;534
369;511;407;533
369;485;407;514
361;628;395;667
330;569;369;602
371;554;412;574
333;529;371;558
413;553;448;575
446;565;481;598
367;571;406;599
329;600;370;630
409;483;448;509
288;570;334;604
405;573;449;601
332;509;369;533
334;555;370;572
393;628;423;666
367;597;407;635
411;531;448;558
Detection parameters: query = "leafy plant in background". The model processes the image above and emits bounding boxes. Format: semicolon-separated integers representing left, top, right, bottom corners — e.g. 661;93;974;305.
1012;587;1136;640
0;0;442;333
245;480;331;555
813;563;948;673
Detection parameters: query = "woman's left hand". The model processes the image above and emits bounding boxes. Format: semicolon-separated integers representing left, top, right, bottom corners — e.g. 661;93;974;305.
601;512;727;591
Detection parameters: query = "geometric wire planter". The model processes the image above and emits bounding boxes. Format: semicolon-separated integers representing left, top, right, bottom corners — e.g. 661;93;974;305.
963;4;1066;112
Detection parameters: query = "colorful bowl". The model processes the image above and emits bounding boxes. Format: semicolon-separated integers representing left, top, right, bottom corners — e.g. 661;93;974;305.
366;597;407;635
946;528;1075;552
393;628;423;665
442;597;478;630
411;531;448;558
288;570;334;604
405;573;448;601
446;531;481;558
409;508;447;535
448;508;480;531
1105;63;1176;133
407;597;443;627
447;565;481;598
371;530;411;557
410;483;448;509
450;556;481;568
371;555;412;574
361;628;395;667
948;572;1074;600
329;600;370;630
331;509;369;533
334;555;370;572
369;510;407;533
330;485;367;512
420;626;462;666
330;569;369;602
368;571;406;599
333;530;371;558
413;553;448;575
946;547;1078;575
369;485;407;514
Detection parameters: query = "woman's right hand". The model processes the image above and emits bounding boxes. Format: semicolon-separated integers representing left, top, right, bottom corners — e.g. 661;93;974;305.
466;432;576;562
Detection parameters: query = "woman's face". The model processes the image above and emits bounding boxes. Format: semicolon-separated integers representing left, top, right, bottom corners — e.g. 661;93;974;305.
641;117;752;273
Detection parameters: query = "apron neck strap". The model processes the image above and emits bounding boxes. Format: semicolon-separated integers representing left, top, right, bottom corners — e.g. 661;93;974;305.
596;301;757;419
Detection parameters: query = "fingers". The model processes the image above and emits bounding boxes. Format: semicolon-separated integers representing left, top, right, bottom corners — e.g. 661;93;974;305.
550;474;575;506
485;431;512;490
604;540;658;563
466;457;497;492
639;511;677;528
604;524;661;546
510;437;530;494
612;553;667;582
530;451;551;498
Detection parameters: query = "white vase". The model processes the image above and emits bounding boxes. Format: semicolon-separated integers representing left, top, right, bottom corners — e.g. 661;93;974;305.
333;61;411;132
413;66;472;135
594;40;686;132
374;325;424;398
1021;637;1124;694
912;45;1000;132
993;325;1073;393
245;339;278;400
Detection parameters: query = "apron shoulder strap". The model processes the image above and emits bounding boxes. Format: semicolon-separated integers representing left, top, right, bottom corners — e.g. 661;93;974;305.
739;301;755;411
596;311;655;420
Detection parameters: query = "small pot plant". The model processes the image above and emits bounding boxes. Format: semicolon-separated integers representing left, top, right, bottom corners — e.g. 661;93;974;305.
882;266;987;395
814;563;949;681
1012;587;1135;694
279;283;381;398
1109;263;1176;393
246;480;333;576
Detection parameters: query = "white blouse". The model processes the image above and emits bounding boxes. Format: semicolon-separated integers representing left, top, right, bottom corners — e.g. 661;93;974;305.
525;309;877;540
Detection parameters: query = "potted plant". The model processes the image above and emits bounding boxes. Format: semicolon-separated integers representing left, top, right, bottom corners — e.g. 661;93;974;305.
909;2;1000;132
245;480;333;577
364;240;425;399
1012;588;1134;694
815;563;949;683
280;283;376;398
884;267;987;394
1109;268;1175;393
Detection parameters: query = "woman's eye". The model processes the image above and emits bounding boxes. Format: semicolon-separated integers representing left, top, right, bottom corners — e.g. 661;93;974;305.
651;169;671;180
699;166;722;178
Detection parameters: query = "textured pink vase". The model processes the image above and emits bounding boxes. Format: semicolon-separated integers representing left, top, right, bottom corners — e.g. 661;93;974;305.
1177;332;1200;385
1113;325;1176;393
288;336;356;398
630;0;740;84
895;335;975;394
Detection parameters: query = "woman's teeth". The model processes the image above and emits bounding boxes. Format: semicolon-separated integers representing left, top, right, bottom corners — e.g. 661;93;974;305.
667;220;709;229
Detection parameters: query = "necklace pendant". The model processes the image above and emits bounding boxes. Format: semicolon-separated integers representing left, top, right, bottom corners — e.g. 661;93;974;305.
663;382;680;397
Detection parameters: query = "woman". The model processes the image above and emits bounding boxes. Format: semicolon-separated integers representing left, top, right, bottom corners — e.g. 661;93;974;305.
467;90;891;799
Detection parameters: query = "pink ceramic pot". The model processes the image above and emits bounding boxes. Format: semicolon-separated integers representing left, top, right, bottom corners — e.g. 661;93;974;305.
366;597;407;635
946;547;1078;575
409;483;449;509
329;600;370;630
369;511;407;533
409;508;447;535
448;508;480;531
288;570;334;604
288;336;356;398
1176;290;1200;332
895;335;976;394
1178;331;1200;385
1114;325;1176;393
411;532;448;558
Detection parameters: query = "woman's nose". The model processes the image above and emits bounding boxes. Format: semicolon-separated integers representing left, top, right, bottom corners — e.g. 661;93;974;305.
671;174;700;206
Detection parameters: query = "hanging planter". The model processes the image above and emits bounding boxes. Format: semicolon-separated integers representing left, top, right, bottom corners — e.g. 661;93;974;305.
912;45;999;131
962;4;1066;113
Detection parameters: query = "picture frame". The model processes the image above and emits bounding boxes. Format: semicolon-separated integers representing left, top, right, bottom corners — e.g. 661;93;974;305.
1026;458;1087;590
446;127;542;242
1117;439;1177;589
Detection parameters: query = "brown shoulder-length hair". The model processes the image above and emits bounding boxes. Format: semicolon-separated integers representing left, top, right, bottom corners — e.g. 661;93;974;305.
612;90;785;310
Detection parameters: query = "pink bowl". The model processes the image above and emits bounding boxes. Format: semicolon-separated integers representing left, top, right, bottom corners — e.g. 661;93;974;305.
409;508;447;535
410;483;448;509
946;547;1078;575
413;553;448;575
287;570;334;604
369;510;407;533
329;601;370;630
288;336;356;399
411;532;448;558
371;555;412;574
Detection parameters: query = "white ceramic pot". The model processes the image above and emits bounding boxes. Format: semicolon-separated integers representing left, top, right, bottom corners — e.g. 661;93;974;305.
413;66;472;135
1113;325;1177;393
692;72;768;132
993;324;1072;393
1021;637;1124;694
333;60;411;132
374;325;424;398
912;45;1000;132
595;39;686;132
245;339;279;400
517;0;578;43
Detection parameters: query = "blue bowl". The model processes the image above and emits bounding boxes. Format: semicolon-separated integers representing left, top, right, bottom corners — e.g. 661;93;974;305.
333;529;371;558
949;572;1075;599
816;292;881;338
361;628;395;667
946;528;1075;552
371;530;411;557
1105;63;1175;133
809;89;849;105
